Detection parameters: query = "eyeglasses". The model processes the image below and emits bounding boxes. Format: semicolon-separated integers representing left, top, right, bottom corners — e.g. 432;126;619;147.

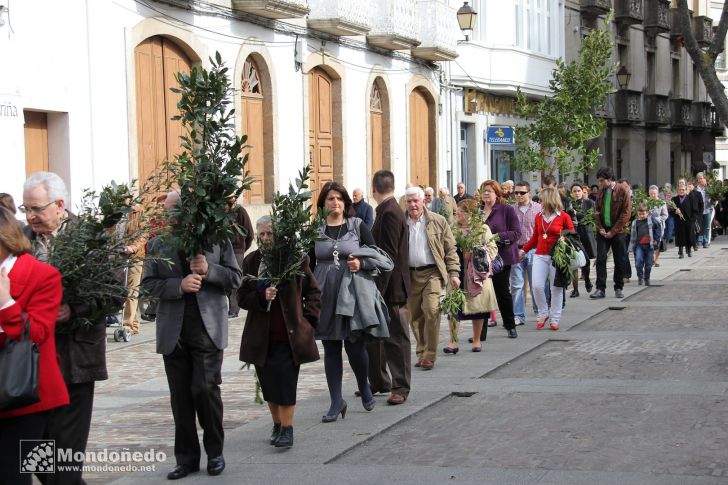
514;191;529;196
18;201;57;214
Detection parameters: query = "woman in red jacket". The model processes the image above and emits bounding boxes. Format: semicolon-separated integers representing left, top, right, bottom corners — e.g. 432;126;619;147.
519;188;575;331
0;207;68;485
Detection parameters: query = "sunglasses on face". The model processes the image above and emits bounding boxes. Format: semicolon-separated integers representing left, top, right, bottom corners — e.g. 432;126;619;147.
514;191;528;196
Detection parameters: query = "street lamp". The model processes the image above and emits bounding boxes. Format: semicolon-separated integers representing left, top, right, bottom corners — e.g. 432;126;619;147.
616;65;631;90
457;1;478;42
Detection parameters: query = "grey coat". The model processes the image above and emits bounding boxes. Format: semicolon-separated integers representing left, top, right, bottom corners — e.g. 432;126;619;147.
142;238;243;355
336;246;393;339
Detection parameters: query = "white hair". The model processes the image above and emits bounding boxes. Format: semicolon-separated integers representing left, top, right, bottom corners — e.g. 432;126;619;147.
424;187;434;195
648;185;659;192
23;171;68;204
438;187;449;195
503;180;514;186
405;187;425;199
256;215;272;228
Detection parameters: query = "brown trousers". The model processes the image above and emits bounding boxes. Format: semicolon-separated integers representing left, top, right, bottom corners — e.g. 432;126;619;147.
366;303;412;397
122;259;144;332
407;267;442;362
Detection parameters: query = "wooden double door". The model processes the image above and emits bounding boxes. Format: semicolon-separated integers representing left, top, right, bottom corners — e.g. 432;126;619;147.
308;67;336;206
134;36;191;187
409;88;433;188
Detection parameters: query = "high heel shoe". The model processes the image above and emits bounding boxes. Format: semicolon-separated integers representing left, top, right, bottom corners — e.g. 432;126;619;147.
322;401;347;423
443;346;459;354
362;397;376;411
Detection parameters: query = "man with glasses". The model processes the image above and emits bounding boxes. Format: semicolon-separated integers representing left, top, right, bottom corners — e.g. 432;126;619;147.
22;171;110;484
510;182;541;325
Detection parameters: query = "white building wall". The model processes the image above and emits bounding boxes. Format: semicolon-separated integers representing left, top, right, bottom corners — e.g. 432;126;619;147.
2;0;451;216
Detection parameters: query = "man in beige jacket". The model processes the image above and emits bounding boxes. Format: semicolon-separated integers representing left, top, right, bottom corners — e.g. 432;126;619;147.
404;186;460;370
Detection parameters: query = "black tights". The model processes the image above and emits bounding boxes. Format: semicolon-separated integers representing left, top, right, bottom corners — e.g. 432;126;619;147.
322;339;372;415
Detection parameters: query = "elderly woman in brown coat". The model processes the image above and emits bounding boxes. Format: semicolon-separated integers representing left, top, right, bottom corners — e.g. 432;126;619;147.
238;216;321;450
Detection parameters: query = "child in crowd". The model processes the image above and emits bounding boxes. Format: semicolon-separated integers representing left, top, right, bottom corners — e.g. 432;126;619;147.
628;203;662;286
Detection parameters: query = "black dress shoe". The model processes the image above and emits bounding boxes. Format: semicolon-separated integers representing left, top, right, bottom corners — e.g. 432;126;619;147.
207;456;225;476
274;426;293;448
140;313;156;322
570;289;579;298
167;464;199;480
507;328;518;338
270;422;281;445
590;289;605;299
585;282;593;293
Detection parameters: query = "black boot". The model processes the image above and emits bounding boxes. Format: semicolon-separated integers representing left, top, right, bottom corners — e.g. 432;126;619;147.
275;426;293;449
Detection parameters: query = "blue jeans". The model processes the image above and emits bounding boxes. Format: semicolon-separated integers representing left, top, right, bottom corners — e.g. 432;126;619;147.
510;249;537;321
698;210;713;245
665;215;675;242
634;244;654;281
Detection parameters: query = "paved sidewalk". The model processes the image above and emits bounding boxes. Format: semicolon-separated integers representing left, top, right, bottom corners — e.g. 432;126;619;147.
86;237;728;484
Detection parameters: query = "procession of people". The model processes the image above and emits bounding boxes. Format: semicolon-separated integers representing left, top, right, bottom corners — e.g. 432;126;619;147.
0;166;723;483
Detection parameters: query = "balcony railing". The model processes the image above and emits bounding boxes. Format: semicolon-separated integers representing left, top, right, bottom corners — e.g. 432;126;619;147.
411;0;458;61
231;0;309;19
615;90;642;123
594;95;614;119
692;102;712;129
580;0;611;17
670;99;692;127
693;16;713;47
644;0;670;35
307;0;371;36
644;94;669;125
615;0;644;26
367;0;420;50
711;106;724;134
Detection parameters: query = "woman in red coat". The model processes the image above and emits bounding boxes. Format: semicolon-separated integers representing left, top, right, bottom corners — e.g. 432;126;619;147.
0;207;68;485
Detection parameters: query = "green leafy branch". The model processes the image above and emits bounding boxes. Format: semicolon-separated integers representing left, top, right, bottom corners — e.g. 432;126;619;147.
160;52;252;257
258;164;325;309
440;288;466;344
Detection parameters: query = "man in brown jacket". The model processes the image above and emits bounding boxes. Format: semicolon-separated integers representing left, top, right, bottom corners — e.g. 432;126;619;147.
591;166;632;299
405;187;460;371
367;170;412;405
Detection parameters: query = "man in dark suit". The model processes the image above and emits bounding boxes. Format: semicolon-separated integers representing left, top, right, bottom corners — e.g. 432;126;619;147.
142;191;242;480
367;170;412;405
352;188;374;229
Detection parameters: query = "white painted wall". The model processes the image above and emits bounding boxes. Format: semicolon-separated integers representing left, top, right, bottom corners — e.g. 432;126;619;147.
3;0;449;216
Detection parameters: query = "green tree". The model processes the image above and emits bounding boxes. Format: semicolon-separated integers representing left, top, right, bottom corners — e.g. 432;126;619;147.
162;52;253;257
514;14;615;177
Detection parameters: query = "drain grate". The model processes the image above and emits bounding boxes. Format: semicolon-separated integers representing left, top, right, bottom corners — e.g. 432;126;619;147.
451;392;477;398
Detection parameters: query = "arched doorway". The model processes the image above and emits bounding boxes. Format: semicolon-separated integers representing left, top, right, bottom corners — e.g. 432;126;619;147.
369;78;391;177
308;67;337;204
409;87;435;187
240;57;266;205
134;36;191;187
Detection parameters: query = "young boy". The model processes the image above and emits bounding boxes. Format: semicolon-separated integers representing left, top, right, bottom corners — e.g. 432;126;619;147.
628;203;662;286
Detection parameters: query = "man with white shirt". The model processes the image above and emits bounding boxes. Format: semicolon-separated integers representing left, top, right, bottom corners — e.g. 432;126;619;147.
510;181;541;325
405;187;459;371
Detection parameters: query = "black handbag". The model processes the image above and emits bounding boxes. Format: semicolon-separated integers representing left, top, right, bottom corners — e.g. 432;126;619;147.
472;246;504;275
0;312;40;412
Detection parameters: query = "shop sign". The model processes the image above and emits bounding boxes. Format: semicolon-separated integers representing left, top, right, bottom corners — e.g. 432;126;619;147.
486;126;514;144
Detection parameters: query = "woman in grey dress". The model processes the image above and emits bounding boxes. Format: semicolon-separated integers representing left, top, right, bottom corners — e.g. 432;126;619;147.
312;182;377;422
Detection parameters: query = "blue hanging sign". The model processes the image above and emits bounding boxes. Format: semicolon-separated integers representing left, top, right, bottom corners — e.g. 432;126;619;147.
486;126;514;144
